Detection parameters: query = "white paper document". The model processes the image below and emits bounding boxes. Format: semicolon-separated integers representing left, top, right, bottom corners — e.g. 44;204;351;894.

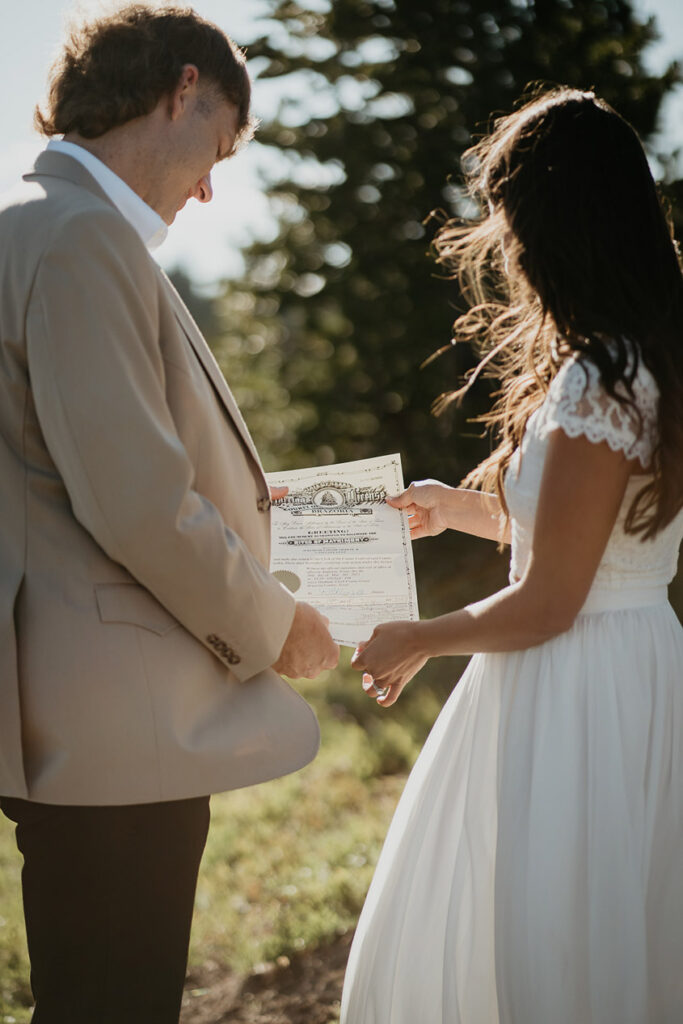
266;454;419;648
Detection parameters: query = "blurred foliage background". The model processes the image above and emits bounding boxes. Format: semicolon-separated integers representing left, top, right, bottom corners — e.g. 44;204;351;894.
167;0;683;982
172;0;683;620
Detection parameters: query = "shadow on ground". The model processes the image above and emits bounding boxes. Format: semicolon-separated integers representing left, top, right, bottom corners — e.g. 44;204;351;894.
181;932;351;1024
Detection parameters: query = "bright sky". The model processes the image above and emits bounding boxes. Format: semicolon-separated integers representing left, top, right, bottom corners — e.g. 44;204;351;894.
2;0;682;287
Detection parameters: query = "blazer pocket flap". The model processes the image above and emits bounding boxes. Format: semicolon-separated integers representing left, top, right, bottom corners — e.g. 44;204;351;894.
95;583;179;636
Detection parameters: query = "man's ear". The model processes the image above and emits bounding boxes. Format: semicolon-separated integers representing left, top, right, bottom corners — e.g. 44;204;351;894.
169;63;200;121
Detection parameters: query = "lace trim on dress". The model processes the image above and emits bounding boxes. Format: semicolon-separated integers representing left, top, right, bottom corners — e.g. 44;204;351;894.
535;354;659;469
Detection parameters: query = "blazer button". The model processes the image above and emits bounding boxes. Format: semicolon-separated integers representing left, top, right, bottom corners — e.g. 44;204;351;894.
206;634;241;666
256;496;271;512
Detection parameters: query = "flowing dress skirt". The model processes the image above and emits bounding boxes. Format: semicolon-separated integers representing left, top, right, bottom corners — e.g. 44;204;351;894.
341;602;683;1024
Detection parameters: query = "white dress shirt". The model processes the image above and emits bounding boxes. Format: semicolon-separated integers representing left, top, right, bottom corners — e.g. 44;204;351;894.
46;138;168;251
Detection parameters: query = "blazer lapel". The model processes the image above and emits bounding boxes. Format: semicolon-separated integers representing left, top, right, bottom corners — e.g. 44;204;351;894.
25;152;264;473
155;266;263;467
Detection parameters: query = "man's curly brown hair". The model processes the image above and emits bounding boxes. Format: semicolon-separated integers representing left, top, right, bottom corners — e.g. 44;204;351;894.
35;4;256;148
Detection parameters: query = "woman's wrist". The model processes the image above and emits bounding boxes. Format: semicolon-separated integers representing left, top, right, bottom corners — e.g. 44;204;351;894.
414;612;466;659
413;617;445;659
448;487;473;529
445;487;505;541
432;484;462;531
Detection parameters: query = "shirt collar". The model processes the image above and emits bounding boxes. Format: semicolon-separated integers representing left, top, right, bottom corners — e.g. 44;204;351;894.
46;139;168;251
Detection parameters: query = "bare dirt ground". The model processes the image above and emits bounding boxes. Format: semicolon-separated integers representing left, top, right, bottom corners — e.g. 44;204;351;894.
180;932;352;1024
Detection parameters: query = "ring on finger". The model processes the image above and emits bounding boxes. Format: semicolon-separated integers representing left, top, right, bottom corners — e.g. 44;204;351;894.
372;682;389;697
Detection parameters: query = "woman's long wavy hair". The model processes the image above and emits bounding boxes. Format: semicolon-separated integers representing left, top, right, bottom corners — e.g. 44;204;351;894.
434;86;683;539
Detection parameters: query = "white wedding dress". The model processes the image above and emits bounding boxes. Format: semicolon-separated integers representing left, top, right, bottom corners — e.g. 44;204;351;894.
341;353;683;1024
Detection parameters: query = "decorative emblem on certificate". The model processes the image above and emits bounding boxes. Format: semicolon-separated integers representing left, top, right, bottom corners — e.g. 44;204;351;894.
266;454;419;647
276;481;386;515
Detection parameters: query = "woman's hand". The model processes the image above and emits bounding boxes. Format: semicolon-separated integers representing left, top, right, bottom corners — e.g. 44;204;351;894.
390;482;508;543
270;485;289;502
387;480;452;540
351;621;428;707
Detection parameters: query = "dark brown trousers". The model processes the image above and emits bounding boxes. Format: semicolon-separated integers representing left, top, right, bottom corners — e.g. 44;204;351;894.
1;795;210;1024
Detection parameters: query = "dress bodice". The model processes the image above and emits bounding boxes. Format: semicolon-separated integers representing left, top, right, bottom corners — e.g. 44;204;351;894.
504;352;683;604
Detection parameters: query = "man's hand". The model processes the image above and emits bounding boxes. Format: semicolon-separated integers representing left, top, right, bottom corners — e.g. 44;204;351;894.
273;601;339;679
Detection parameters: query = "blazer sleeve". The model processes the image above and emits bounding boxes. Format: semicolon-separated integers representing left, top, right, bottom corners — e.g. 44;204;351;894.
25;205;295;682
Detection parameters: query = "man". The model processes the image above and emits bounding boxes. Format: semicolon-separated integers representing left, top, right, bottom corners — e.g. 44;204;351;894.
0;5;338;1021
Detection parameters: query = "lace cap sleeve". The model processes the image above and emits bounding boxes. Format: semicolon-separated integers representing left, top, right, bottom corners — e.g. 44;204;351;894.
536;353;659;468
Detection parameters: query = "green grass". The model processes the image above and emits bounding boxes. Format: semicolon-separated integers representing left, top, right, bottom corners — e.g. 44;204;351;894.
189;661;446;973
0;831;30;1023
0;654;447;1020
0;534;503;1019
1;542;679;1020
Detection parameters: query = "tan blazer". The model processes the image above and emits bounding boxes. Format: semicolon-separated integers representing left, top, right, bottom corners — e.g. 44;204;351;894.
0;151;319;805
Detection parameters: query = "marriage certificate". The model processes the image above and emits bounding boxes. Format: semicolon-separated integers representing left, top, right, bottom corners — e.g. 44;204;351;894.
266;454;419;648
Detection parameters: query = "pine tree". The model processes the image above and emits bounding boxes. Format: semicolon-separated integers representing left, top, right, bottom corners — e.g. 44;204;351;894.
210;0;679;484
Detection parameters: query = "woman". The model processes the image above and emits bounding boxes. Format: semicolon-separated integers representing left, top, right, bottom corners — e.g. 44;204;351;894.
341;87;683;1023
